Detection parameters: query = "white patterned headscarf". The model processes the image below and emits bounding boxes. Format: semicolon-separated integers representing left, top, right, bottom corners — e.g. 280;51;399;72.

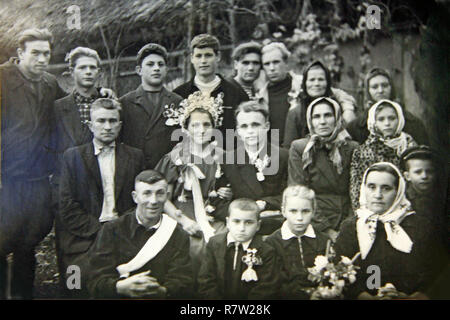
356;162;415;260
367;99;410;156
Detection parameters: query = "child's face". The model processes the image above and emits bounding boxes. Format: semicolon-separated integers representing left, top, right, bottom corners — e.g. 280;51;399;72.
226;209;260;243
404;159;436;194
282;196;314;235
375;106;399;138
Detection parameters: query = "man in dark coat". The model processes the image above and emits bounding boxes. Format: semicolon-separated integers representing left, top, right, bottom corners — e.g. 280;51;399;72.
0;28;66;299
58;98;144;297
119;43;183;169
87;170;193;299
173;34;249;143
218;101;288;235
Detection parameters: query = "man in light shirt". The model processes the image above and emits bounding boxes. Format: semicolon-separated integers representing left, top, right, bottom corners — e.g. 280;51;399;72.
58;98;144;297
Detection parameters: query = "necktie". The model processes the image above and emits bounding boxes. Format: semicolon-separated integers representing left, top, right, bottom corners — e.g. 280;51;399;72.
233;242;241;271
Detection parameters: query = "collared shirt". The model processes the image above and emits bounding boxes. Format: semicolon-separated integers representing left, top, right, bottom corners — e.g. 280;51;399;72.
281;221;316;240
135;213;162;231
74;89;99;124
226;232;252;251
94;140;118;222
245;145;265;165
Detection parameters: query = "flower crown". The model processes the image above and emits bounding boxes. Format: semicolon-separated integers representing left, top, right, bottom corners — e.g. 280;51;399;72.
164;91;225;128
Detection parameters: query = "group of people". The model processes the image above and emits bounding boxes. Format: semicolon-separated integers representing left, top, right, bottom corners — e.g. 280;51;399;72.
0;28;447;300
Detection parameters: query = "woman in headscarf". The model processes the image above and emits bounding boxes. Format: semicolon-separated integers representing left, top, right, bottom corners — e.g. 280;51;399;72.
288;97;359;241
155;91;232;283
283;60;357;148
335;162;441;299
350;99;418;210
346;67;428;144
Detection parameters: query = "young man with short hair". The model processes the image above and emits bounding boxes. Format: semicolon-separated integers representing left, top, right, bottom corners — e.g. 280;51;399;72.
120;43;183;169
229;41;262;100
219;100;289;234
0;28;67;299
87;170;193;299
173;34;249;138
58;98;145;297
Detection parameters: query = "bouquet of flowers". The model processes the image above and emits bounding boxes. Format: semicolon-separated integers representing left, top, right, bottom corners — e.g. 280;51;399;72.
306;249;360;300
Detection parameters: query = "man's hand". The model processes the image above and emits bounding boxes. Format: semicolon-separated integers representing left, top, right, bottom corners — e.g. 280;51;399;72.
217;187;233;200
180;216;202;238
99;88;117;99
116;271;167;298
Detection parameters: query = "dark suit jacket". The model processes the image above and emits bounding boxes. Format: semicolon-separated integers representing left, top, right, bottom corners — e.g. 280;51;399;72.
119;86;183;169
198;233;278;299
215;144;289;231
173;74;249;134
58;142;145;256
87;211;193;299
52;92;94;181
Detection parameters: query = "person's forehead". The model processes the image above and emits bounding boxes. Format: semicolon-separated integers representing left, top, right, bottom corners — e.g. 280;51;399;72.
91;108;120;120
307;67;326;77
229;208;258;220
239;52;261;62
369;74;390;84
192;47;216;55
74;56;99;67
236;111;265;124
262;48;283;62
375;106;396;115
406;158;434;168
366;171;396;185
135;180;168;192
312;103;333;114
285;196;313;208
23;40;51;51
189;111;212;122
142;53;166;64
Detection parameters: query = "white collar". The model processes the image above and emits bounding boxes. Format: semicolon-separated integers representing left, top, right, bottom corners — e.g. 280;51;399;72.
281;220;316;240
226;232;252;250
194;75;221;91
245;144;266;163
136;213;162;231
93;140;116;156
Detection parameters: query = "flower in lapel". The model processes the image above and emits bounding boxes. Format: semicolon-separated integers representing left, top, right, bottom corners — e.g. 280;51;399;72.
241;248;263;282
254;155;270;181
163;103;179;126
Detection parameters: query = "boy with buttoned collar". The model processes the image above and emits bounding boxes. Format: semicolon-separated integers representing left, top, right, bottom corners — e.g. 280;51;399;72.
198;198;278;299
266;185;330;299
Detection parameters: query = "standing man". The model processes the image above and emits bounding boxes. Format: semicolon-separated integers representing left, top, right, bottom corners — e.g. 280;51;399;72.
58;98;144;297
173;34;248;141
120;43;183;169
228;42;262;100
0;28;66;299
259;42;293;146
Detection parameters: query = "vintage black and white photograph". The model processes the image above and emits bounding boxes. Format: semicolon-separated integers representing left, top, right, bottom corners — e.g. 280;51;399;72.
0;0;448;304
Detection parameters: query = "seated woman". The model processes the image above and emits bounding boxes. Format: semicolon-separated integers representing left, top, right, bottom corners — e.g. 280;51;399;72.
350;99;417;210
155;92;232;277
335;162;443;299
283;60;357;148
346;67;428;144
288;97;359;241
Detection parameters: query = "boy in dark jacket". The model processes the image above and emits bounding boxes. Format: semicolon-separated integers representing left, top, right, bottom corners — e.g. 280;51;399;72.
198;198;278;299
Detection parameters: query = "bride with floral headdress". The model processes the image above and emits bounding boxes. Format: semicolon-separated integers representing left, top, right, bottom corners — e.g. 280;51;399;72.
155;91;232;280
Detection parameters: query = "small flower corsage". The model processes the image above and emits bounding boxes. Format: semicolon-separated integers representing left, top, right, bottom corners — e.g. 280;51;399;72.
241;248;263;282
254;155;270;181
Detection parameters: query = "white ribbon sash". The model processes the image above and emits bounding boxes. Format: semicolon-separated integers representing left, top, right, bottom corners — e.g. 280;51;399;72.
116;214;178;278
184;166;216;243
